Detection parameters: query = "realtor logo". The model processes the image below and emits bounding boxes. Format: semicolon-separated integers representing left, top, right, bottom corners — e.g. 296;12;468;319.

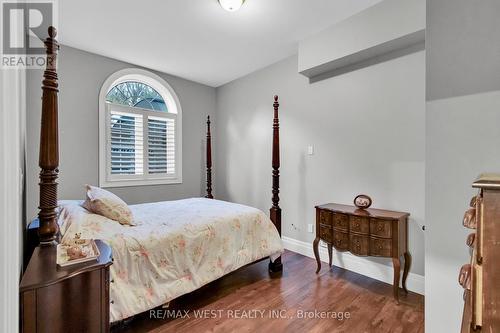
1;0;57;68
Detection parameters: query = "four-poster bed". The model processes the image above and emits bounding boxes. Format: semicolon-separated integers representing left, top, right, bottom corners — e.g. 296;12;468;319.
26;26;284;323
205;115;214;199
37;26;60;245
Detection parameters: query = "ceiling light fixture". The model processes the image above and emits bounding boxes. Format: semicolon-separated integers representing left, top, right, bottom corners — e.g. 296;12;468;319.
218;0;245;12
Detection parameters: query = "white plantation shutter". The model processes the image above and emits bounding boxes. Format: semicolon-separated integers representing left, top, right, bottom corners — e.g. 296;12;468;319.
148;117;175;174
109;111;143;175
165;118;176;174
105;102;179;184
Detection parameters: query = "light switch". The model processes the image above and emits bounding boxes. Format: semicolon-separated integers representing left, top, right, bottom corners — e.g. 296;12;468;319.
307;145;314;155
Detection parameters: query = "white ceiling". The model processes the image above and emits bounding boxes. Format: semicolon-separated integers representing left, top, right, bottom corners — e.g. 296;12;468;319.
59;0;381;87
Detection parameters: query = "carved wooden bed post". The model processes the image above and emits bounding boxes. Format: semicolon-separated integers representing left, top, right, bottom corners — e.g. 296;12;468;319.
269;95;283;273
38;26;60;245
205;115;213;199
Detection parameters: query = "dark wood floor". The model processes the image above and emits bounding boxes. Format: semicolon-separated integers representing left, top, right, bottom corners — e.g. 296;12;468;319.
112;250;424;333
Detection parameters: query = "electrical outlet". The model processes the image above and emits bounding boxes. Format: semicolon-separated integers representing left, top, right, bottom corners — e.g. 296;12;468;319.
307;224;313;233
307;145;314;155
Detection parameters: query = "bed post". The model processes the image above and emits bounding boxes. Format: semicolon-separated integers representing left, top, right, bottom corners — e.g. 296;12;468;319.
205;115;213;199
269;95;283;273
37;26;60;245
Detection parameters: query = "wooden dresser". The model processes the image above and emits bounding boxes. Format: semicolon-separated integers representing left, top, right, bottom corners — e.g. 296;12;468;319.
20;240;113;333
460;174;500;332
313;203;410;302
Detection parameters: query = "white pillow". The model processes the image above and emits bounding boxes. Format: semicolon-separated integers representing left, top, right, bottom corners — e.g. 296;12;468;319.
82;185;135;226
58;200;92;236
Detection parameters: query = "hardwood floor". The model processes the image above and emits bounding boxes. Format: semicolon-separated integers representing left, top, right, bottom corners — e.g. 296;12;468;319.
112;250;424;333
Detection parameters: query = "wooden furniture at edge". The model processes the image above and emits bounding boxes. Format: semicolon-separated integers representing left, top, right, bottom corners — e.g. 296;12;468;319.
313;203;411;302
20;240;113;333
460;174;500;332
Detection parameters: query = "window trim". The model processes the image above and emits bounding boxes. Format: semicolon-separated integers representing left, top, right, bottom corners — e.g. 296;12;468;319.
99;68;182;188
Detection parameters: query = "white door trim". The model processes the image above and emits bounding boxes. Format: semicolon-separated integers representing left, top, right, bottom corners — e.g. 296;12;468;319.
0;66;25;333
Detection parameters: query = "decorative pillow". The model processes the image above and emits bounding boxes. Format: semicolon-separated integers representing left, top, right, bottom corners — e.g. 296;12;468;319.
58;200;86;236
82;185;135;226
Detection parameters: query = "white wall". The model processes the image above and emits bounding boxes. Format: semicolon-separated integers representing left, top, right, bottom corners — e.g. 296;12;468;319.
26;45;216;220
425;0;500;331
215;51;425;277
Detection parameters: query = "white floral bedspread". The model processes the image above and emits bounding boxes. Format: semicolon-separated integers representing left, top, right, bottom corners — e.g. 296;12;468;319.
58;198;283;322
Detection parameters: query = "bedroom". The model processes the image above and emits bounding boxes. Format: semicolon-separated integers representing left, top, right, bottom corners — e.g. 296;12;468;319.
1;0;500;332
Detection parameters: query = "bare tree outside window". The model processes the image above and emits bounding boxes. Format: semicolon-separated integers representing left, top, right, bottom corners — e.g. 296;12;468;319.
106;81;167;111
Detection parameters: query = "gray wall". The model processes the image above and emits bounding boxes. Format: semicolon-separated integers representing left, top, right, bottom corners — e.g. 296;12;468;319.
215;51;425;276
426;0;500;100
26;45;216;220
425;0;500;331
426;92;500;332
298;0;425;76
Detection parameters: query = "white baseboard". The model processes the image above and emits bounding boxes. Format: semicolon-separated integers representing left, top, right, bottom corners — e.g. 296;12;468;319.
282;236;425;295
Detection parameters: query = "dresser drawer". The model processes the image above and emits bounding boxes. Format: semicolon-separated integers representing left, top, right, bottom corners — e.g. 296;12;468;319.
370;218;392;238
349;215;369;234
332;230;349;251
319;225;333;243
370;237;392;257
318;209;332;226
332;213;349;231
350;234;369;256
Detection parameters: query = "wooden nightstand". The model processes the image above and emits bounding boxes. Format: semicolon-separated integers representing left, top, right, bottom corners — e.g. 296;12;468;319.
313;203;410;303
20;240;113;333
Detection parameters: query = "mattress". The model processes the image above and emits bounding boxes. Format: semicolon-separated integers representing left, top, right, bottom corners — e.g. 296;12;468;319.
58;198;284;322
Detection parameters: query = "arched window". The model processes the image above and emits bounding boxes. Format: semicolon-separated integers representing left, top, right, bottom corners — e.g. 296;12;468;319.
99;69;182;187
106;81;168;111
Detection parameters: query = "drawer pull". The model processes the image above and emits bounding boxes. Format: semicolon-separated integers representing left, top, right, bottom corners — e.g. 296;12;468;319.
466;233;475;247
377;225;383;232
463;208;477;229
458;264;471;290
470;196;477;208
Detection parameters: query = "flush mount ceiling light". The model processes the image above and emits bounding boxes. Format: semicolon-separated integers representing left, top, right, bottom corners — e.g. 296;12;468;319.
218;0;245;12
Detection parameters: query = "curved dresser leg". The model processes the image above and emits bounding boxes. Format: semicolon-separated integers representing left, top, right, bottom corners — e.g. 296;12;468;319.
402;252;411;294
327;244;333;267
392;257;401;304
313;237;321;274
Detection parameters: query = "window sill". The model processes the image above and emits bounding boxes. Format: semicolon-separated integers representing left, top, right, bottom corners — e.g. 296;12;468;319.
99;177;182;188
